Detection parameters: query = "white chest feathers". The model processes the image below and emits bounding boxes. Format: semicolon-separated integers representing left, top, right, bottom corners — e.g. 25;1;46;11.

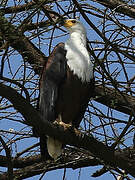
64;32;93;82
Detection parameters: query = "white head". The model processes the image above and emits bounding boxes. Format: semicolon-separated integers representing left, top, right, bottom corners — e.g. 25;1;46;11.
62;19;93;82
63;19;86;35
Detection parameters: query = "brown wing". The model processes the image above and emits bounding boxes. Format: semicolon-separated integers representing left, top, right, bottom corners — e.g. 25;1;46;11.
39;43;67;123
38;43;67;159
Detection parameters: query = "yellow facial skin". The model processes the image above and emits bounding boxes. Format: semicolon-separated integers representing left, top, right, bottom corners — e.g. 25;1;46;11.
63;20;76;28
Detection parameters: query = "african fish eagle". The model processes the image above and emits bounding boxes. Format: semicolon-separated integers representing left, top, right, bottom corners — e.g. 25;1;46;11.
39;19;94;160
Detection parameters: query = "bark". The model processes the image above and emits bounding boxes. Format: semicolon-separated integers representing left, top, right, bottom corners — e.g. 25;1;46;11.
94;0;135;19
0;83;135;178
95;85;135;116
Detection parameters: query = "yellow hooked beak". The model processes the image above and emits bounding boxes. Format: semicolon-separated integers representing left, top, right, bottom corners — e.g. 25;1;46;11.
63;19;76;28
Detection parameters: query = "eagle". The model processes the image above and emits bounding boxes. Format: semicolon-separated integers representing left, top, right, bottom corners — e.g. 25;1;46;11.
39;19;94;160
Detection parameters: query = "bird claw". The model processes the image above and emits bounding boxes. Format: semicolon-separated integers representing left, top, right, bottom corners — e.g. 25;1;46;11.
59;121;72;130
53;119;72;131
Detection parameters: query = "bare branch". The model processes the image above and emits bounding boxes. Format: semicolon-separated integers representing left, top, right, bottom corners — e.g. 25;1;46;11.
0;13;47;73
0;83;135;177
94;0;135;19
0;136;13;180
95;85;135;116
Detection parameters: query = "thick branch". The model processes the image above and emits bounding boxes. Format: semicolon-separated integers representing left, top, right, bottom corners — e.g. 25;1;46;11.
0;155;41;168
0;83;135;177
0;1;36;14
0;84;115;162
0;137;13;180
0;157;100;179
21;20;51;32
0;0;55;14
0;147;134;179
0;146;135;179
0;151;100;169
95;85;135;116
94;0;135;19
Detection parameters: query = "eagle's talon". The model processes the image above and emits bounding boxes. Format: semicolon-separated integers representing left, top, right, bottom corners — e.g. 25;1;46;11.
53;120;72;130
62;122;72;131
53;120;60;125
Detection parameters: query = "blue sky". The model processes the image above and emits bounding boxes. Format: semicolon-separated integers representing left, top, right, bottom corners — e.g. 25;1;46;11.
0;0;134;179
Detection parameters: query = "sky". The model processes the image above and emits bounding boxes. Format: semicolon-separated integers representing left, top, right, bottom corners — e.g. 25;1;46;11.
0;0;134;179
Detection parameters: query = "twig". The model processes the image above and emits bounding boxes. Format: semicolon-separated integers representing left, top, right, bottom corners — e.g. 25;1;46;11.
0;136;13;180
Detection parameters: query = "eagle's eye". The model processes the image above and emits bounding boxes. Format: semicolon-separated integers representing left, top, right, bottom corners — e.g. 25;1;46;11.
71;20;76;23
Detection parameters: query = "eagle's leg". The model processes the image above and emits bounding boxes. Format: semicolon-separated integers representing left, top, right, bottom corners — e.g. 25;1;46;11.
53;114;72;130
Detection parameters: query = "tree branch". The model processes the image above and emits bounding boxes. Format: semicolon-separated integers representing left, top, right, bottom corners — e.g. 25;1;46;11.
0;146;135;179
0;0;56;14
95;85;135;116
0;83;135;177
73;0;135;64
0;156;100;179
94;0;135;19
0;1;36;14
0;13;47;73
0;150;100;169
0;136;13;180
